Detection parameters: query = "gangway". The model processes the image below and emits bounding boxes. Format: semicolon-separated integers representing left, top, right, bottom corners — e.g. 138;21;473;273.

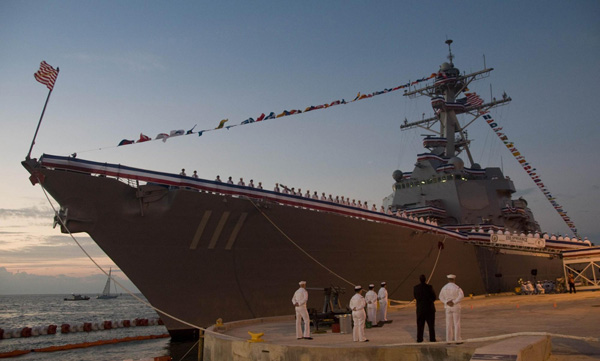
561;246;600;291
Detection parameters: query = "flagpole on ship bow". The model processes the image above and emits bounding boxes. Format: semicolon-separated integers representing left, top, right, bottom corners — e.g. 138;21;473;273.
27;61;59;160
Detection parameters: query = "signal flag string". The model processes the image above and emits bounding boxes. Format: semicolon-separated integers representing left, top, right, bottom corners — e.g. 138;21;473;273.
481;110;579;238
105;73;439;151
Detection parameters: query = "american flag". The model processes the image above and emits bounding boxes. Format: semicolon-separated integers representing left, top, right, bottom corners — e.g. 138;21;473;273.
34;61;59;90
465;92;484;107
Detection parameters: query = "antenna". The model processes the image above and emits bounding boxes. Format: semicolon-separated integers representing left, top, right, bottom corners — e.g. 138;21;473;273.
445;39;454;65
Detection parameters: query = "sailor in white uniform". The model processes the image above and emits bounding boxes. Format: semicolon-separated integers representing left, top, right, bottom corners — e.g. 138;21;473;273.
249;179;255;188
364;284;378;326
215;175;222;182
227;176;233;184
180;169;186;176
312;191;319;199
321;192;327;201
438;274;464;342
257;182;263;190
349;285;368;342
274;183;280;192
238;178;245;186
291;281;312;340
192;171;198;179
377;281;388;322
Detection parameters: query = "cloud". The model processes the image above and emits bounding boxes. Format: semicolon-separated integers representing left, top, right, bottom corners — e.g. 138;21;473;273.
2;235;103;261
0;206;53;219
0;267;140;295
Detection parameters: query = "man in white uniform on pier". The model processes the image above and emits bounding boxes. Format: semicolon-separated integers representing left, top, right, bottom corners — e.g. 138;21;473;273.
378;281;388;323
349;285;368;342
438;274;464;342
364;284;378;326
291;281;312;340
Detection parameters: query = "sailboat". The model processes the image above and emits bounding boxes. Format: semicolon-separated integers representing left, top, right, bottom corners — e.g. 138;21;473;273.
97;268;119;299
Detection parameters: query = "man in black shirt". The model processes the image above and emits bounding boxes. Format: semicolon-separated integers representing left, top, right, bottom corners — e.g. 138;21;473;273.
413;274;436;342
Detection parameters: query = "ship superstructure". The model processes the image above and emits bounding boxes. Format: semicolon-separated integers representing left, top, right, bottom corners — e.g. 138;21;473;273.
384;40;539;233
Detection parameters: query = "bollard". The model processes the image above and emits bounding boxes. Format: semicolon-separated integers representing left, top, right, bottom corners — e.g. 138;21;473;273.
247;331;265;343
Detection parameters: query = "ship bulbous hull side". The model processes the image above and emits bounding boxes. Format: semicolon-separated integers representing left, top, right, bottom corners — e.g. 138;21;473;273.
33;167;563;340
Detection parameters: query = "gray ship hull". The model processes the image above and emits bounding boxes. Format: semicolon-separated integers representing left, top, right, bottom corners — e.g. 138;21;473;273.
24;157;564;340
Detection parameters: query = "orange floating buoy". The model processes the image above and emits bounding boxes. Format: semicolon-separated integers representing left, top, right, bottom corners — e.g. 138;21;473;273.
470;304;473;310
516;304;520;309
553;302;557;308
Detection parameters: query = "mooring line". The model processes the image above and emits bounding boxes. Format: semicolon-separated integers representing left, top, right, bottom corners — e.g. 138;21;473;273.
248;197;356;287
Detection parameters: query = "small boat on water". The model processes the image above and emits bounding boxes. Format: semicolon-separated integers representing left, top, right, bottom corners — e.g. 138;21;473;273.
97;268;119;299
64;294;90;301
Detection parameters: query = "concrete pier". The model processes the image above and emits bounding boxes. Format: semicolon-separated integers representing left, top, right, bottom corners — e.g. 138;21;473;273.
203;292;600;361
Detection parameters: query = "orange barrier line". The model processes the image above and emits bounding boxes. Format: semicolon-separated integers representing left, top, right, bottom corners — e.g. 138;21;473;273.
0;334;170;358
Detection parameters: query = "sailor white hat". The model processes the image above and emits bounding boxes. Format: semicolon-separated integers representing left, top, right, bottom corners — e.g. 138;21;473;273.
381;281;387;286
299;281;306;285
447;274;456;279
369;284;375;288
354;285;362;291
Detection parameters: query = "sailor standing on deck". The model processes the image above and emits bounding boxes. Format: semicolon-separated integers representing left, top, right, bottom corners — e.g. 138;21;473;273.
377;282;389;322
349;285;368;342
292;281;312;340
364;284;378;326
438;274;464;342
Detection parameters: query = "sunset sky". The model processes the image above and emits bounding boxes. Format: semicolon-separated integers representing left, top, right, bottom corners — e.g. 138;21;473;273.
1;1;599;294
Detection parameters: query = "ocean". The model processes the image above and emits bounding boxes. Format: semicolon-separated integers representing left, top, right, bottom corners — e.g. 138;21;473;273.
0;294;198;360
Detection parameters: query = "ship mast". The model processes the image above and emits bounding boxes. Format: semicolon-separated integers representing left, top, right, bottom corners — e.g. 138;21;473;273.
401;40;511;167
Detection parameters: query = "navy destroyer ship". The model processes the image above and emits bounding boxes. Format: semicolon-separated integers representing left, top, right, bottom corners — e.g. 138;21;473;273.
22;41;592;340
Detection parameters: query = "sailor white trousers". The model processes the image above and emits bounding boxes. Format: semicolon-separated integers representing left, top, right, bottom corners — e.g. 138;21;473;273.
366;304;377;324
352;309;367;342
378;300;388;321
444;307;461;341
295;306;310;338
